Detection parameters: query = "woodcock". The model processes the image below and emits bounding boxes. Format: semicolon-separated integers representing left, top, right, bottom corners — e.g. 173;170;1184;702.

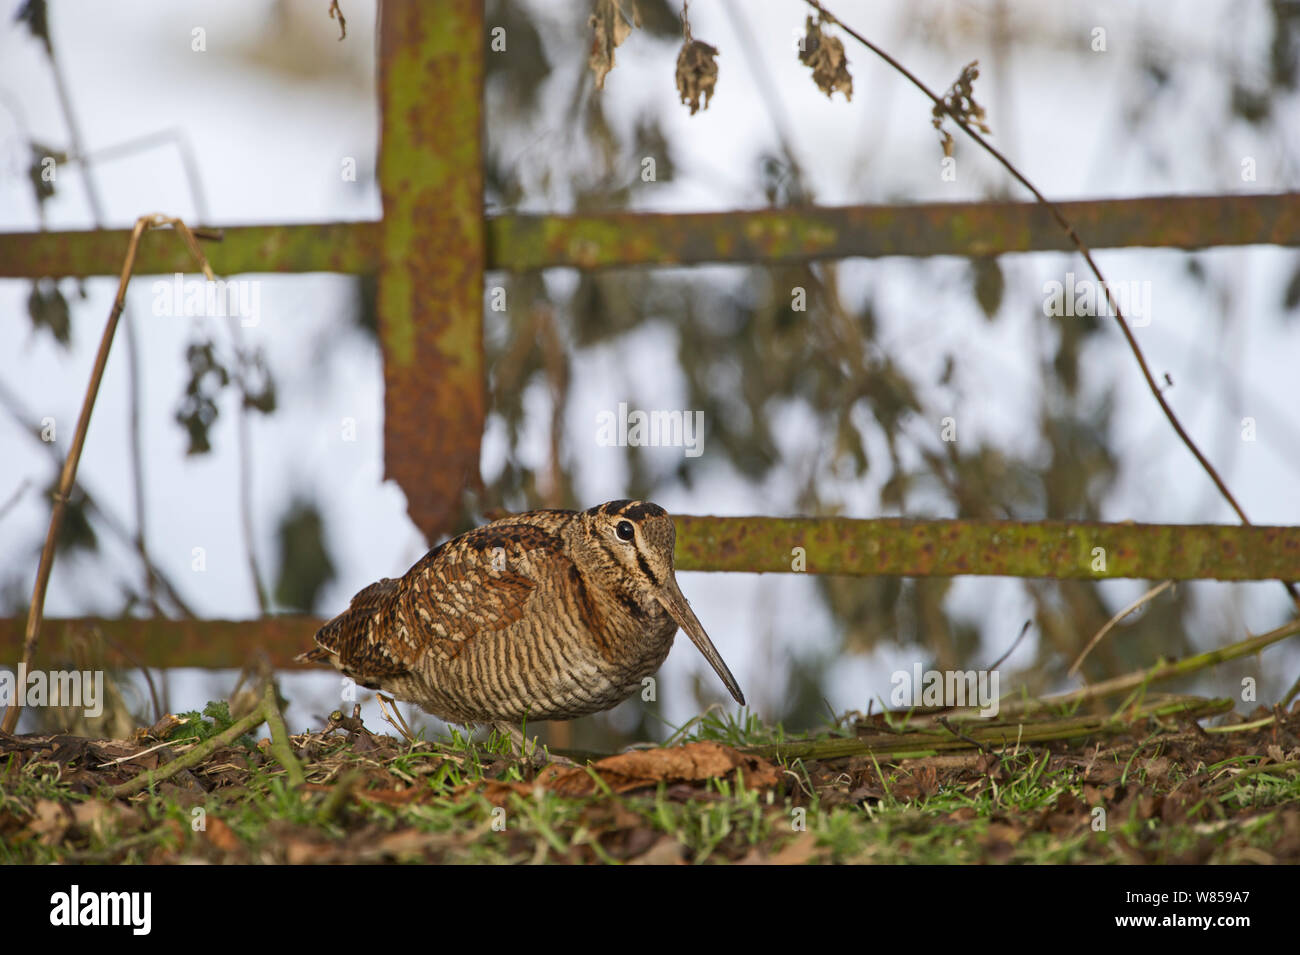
298;501;745;726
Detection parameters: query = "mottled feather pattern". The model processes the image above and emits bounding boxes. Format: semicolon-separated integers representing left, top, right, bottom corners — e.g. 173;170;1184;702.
307;576;407;687
298;500;744;725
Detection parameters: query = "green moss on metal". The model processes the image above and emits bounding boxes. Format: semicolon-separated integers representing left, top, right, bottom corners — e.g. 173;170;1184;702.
486;194;1300;272
375;0;485;540
6;616;321;670
378;1;484;368
11;195;1300;281
0;223;380;279
672;516;1300;580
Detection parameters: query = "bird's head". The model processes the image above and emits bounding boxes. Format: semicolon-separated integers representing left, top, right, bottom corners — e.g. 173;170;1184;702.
571;500;745;707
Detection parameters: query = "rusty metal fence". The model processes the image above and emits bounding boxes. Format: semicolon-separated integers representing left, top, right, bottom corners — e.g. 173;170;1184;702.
2;1;1299;671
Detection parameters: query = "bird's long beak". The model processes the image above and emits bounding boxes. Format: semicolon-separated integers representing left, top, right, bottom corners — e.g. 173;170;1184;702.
657;577;746;706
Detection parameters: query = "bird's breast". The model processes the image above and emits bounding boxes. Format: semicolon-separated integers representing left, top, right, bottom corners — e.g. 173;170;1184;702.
414;605;678;724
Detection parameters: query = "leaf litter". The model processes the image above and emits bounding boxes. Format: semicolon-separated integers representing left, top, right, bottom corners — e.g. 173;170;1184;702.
1;700;1298;864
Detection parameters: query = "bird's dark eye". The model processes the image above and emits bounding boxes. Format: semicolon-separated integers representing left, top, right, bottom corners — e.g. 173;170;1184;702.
616;520;635;542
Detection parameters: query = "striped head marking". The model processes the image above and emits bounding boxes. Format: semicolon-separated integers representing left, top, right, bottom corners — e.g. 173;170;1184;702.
574;500;745;706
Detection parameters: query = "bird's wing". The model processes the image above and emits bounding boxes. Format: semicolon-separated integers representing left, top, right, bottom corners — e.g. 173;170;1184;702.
300;576;409;685
306;520;582;687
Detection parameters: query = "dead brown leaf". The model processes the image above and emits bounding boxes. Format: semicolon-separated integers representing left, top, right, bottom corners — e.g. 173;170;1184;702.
30;798;72;845
984;821;1023;845
1143;756;1171;784
597;824;659;861
1083;758;1124;784
474;778;540;806
285;836;334;865
204;816;243;853
544;741;780;797
135;714;185;742
767;830;819;865
71;799;135;841
979;820;1024;861
931;60;991;157
676;39;718;114
1039;790;1087;834
629;835;687;865
1083;782;1117;805
461;742;779;804
588;0;635;91
1137;793;1159;821
356;786;425;807
798;16;852;101
368;829;448;861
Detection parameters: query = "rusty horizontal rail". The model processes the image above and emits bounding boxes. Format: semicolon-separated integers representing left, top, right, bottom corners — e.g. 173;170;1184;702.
489;193;1300;270
3;518;1296;670
3;193;1298;279
0;221;382;279
672;516;1300;580
1;616;321;671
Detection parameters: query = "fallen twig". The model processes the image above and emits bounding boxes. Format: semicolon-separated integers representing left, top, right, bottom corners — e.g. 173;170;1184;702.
995;617;1300;718
261;681;306;787
315;769;363;824
1203;711;1283;734
746;695;1232;761
108;696;266;798
108;679;303;797
1208;758;1300;797
96;736;198;769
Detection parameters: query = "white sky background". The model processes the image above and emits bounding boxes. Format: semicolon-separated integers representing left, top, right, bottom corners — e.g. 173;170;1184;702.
1;0;1299;735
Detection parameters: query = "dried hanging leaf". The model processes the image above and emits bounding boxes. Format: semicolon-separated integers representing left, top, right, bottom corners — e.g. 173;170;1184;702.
971;256;1004;319
237;346;277;414
273;498;336;613
676;39;719;114
47;478;97;554
27;278;70;346
932;60;991;157
937;128;955;159
175;338;230;455
798;16;852;101
588;0;636;91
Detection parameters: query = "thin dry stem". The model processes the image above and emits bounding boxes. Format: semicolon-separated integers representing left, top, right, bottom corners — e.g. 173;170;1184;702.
0;480;30;523
1069;580;1174;678
1;215;216;734
1007;616;1300;716
44;29;161;617
0;380;197;617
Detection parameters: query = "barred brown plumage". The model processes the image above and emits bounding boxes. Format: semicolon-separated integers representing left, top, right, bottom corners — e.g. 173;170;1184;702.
296;500;744;726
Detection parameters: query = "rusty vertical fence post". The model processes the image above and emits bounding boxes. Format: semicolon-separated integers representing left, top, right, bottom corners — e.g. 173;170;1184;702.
378;0;485;542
